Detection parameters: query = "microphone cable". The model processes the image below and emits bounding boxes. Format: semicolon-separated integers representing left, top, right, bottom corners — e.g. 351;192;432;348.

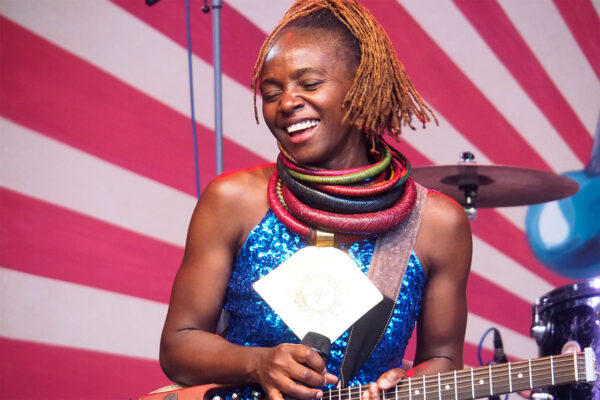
478;327;508;400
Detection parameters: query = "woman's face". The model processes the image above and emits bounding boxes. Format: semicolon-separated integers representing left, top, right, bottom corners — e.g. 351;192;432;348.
259;28;367;170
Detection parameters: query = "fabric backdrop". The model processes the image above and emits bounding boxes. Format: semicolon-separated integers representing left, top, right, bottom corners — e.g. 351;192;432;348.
1;0;599;398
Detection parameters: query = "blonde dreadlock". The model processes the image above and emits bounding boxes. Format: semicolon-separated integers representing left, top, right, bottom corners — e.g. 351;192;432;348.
251;0;437;144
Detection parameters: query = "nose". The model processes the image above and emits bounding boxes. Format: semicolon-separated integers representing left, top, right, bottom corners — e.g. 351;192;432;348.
279;90;304;114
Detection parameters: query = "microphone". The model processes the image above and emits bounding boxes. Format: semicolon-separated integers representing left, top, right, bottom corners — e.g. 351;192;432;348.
493;328;508;364
488;329;507;400
302;331;331;362
283;332;331;400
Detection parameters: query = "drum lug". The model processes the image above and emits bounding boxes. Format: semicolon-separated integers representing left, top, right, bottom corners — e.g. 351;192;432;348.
531;324;548;343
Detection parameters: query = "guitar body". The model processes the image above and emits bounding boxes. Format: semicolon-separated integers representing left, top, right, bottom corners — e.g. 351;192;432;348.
140;383;223;400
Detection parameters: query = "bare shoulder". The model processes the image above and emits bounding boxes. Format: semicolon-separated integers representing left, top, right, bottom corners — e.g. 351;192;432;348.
201;164;274;209
414;190;472;278
189;164;275;252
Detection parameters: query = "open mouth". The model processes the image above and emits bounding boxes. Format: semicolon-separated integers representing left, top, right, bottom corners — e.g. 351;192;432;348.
286;119;320;135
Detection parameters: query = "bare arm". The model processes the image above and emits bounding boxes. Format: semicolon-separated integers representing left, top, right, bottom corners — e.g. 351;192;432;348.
159;169;336;400
366;192;472;396
412;192;471;372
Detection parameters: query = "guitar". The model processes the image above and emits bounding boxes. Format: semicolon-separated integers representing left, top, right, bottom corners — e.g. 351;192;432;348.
141;348;598;400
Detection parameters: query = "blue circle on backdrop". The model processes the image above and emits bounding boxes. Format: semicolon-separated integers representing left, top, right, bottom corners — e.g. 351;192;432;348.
525;170;600;279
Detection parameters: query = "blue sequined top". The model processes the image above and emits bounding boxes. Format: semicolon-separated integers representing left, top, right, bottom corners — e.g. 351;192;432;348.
224;209;426;389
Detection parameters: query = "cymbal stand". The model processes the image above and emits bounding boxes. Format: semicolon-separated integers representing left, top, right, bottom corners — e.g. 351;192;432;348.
458;152;478;220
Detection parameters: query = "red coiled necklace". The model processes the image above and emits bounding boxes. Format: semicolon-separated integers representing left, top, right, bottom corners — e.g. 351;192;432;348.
267;138;416;244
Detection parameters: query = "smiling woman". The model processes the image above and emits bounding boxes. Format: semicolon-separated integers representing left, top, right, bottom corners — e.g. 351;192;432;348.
158;1;472;400
260;28;361;168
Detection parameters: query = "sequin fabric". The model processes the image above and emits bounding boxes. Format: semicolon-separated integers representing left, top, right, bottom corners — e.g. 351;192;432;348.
223;209;425;396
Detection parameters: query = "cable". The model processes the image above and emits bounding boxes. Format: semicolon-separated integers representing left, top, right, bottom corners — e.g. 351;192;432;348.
477;327;496;366
477;327;509;400
185;0;201;198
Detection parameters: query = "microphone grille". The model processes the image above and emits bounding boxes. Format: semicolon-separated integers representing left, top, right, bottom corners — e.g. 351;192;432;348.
302;332;331;361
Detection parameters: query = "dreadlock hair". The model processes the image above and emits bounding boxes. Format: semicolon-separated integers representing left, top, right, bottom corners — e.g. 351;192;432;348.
251;0;437;145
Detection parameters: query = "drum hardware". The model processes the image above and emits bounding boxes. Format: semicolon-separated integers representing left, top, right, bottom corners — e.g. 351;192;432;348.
457;151;479;220
531;394;555;400
531;323;549;343
531;278;600;399
410;152;579;219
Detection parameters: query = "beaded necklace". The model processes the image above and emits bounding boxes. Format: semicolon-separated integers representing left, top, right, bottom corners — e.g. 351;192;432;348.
268;138;416;244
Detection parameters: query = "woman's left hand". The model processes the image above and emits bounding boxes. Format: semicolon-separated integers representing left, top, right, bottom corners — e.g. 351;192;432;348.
362;368;407;400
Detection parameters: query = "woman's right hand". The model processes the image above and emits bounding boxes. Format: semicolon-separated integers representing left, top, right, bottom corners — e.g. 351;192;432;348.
255;343;338;400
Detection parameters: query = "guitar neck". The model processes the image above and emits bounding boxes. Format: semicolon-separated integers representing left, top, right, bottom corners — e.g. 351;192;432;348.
322;349;597;400
143;349;597;400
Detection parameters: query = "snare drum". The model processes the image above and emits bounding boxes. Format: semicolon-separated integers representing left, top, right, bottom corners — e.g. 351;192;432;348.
531;278;600;399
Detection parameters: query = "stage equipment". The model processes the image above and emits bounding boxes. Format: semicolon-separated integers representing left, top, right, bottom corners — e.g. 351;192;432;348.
410;152;579;219
146;0;223;180
140;349;598;400
531;278;600;399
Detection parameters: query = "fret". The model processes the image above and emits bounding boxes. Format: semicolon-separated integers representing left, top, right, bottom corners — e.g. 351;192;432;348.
510;360;530;392
312;350;592;400
490;362;511;395
550;355;554;386
488;365;493;396
453;370;457;400
341;351;590;400
508;362;512;393
470;368;474;399
454;369;471;399
528;358;533;389
472;365;491;399
554;352;581;386
574;352;578;382
531;356;553;388
438;371;454;399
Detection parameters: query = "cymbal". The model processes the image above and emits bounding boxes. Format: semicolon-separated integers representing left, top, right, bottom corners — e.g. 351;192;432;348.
410;164;579;208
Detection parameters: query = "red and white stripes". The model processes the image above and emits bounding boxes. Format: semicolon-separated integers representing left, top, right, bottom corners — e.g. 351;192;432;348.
1;1;598;398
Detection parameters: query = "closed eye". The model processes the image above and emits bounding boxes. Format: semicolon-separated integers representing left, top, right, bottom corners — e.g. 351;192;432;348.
260;88;282;103
301;80;324;91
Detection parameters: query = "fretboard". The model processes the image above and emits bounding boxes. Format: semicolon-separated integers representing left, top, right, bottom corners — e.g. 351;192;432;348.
321;349;596;400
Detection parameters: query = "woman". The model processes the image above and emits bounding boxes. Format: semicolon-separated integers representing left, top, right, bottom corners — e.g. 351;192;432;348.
159;1;472;400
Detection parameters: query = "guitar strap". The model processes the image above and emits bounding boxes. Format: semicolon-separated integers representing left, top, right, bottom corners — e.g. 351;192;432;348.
339;183;428;387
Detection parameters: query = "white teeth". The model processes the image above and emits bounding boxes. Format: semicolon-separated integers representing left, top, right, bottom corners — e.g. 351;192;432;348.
286;120;319;134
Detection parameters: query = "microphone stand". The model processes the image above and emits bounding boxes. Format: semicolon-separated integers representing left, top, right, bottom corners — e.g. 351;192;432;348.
209;0;224;176
146;0;224;177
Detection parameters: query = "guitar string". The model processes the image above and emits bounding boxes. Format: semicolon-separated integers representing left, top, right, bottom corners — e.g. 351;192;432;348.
322;357;586;398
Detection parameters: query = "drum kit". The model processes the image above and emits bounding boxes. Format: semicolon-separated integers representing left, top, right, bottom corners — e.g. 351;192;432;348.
411;152;599;399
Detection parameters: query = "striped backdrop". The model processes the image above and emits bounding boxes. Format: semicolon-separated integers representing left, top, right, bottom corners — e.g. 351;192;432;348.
1;1;599;399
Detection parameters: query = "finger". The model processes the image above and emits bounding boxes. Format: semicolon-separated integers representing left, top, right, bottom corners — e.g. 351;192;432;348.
368;382;379;400
295;345;327;374
266;387;285;400
324;372;339;385
377;369;406;389
289;362;329;388
281;377;325;400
